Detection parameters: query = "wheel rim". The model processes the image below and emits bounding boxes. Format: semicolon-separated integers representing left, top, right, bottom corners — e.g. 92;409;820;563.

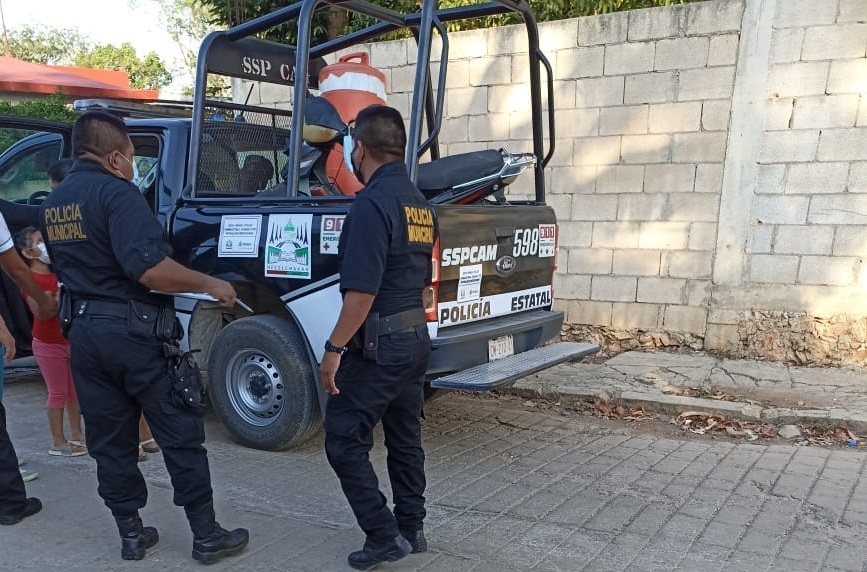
225;349;286;427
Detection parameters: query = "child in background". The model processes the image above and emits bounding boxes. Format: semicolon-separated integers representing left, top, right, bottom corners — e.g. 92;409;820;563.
15;226;86;457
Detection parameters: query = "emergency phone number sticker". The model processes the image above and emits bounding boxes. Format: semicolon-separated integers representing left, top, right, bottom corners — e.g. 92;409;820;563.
319;215;345;255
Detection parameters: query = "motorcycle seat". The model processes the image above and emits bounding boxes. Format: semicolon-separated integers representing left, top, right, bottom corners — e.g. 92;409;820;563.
417;150;504;194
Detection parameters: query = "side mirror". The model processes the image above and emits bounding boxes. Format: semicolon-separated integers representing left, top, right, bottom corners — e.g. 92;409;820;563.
303;96;347;145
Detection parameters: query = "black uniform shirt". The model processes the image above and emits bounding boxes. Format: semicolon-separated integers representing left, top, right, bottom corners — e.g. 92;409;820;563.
40;160;171;305
338;161;436;315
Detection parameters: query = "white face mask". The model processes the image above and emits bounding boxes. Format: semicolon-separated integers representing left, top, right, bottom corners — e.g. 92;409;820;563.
36;241;50;265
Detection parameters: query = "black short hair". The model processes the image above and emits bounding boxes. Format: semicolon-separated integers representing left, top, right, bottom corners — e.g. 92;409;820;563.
72;111;129;158
14;226;39;252
353;105;406;162
47;158;74;184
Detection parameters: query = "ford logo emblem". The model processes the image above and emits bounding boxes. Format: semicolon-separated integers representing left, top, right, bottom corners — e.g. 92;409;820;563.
496;256;516;274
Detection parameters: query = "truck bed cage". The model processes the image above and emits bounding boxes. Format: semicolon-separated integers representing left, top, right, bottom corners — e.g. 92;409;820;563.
191;0;554;204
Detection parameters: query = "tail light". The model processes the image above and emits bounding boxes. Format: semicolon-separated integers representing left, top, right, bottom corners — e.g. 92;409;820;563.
425;237;441;322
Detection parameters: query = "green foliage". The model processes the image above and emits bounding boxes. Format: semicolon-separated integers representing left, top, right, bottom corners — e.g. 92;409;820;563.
8;25;90;65
74;43;173;90
0;94;77;155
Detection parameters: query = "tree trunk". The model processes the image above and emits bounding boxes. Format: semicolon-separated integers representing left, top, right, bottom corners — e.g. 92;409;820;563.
326;8;349;40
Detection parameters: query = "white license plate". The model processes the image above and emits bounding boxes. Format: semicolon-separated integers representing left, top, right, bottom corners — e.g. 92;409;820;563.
488;335;514;361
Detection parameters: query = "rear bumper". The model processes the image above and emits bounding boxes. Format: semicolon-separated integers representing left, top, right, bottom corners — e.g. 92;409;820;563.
427;309;563;375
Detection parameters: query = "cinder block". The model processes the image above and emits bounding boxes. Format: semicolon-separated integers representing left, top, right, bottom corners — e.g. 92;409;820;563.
604;42;656;76
591;275;637;302
678;67;736;101
775;225;835;256
447;86;489;117
750;254;799;283
749;224;774;253
549;165;593;194
664;251;713;278
447;142;480;156
546;194;572;219
770;28;804;64
764;98;795;130
687;280;712;306
613;249;662;276
557;222;592;249
555;47;604;80
860;97;867;127
621;134;672;163
565;300;612;326
618;194;667;221
593;221;641;248
798;256;858;286
625;72;678;105
628;5;683;41
637;277;686;305
544;139;575;168
785;162;850;194
432;60;470;89
487;24;529;55
708;308;741;325
663;305;707;335
833;226;867;255
538;19;580;53
568;248;613;274
576;76;624;108
808;194;867;224
389;65;416;93
611;302;662;330
752;195;810;224
758;130;819;163
638;221;691;249
839;0;867;22
766;62;830;98
695;164;724;194
553;274;592;300
850;162;867;193
468;113;510;142
572;194;618;221
686;0;744;34
551;81;577;112
469;56;512;86
579;12;628;46
552;108;600;138
673;132;728;163
649;102;702;133
448;29;489;61
756;164;786;194
801;24;867;61
793;94;860;129
645;164;697;193
666;194;721;222
388;92;411;119
600;105;649;135
371;40;408;68
702;100;732;131
655;37;710;71
818;128;867;162
827;59;867;94
595;165;644;194
775;0;838;28
574;136;621;165
689;222;718;251
487;84;527;113
708;34;740;67
441;116;468;142
705;323;741;353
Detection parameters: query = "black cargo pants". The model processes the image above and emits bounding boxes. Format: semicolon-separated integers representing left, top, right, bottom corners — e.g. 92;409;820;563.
67;315;213;517
325;324;431;546
0;402;27;517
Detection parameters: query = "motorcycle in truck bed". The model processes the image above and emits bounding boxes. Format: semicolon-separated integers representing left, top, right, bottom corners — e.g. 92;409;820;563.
0;0;598;451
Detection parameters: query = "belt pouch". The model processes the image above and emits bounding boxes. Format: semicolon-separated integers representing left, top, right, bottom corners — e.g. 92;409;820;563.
155;305;178;342
58;285;72;337
362;312;379;361
127;300;157;339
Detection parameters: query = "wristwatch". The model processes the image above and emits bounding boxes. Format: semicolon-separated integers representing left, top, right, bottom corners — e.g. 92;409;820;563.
324;340;348;356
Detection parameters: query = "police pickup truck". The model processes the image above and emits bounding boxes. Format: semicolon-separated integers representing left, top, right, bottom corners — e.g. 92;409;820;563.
0;0;597;450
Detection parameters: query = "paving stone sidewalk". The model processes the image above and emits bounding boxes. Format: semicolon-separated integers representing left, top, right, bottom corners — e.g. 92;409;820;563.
507;351;867;433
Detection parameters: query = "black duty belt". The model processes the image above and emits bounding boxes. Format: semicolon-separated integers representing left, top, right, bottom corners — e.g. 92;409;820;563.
378;308;426;335
73;299;130;319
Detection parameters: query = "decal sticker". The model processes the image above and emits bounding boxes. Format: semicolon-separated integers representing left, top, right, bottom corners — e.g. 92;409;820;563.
457;264;483;302
538;224;556;258
512;227;539;257
218;215;262;258
320;215;345;255
441;244;498;267
265;214;313;279
438;285;552;327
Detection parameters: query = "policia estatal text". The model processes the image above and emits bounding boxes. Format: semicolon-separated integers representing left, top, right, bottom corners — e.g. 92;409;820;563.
40;111;249;564
319;105;436;571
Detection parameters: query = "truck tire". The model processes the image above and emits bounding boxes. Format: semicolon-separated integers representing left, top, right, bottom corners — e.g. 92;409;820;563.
208;315;321;451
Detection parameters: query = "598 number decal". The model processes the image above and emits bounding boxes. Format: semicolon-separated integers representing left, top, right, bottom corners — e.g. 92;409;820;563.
513;224;556;258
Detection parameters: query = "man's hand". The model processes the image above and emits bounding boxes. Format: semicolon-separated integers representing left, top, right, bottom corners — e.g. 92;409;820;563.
319;351;341;396
206;279;237;309
0;327;15;362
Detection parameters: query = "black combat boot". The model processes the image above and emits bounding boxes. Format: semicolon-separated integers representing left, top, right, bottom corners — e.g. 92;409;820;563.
114;512;159;560
399;527;427;553
185;501;249;565
347;535;412;571
0;498;42;525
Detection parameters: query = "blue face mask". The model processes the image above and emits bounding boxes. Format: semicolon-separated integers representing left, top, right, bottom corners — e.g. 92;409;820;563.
343;134;355;173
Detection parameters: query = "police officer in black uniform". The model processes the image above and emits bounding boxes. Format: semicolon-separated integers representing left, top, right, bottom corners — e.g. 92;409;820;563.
320;105;436;571
39;111;249;564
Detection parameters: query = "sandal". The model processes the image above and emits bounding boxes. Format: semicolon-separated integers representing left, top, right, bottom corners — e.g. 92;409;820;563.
69;440;87;448
48;444;87;457
139;439;160;454
138;447;147;462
